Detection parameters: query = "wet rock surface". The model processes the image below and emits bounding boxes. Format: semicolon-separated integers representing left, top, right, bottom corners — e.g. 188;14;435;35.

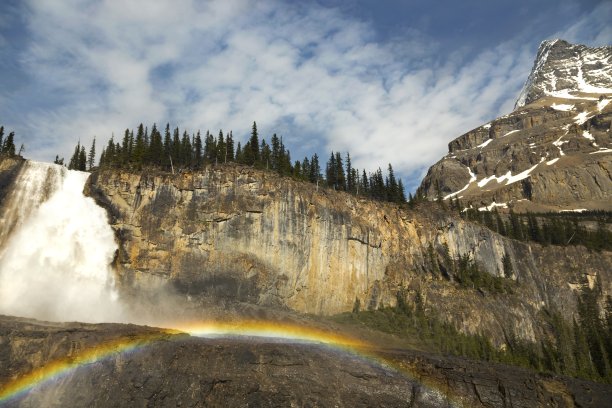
1;316;610;408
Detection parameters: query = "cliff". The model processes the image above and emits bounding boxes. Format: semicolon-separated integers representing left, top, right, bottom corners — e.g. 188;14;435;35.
86;164;611;346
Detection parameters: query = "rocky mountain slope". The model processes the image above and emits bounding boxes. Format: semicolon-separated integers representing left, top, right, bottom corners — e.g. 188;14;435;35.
419;40;612;212
1;315;610;407
516;39;612;108
83;164;611;348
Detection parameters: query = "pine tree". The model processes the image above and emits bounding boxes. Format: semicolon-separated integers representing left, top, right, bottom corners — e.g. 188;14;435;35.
78;145;87;171
271;133;281;171
149;123;163;166
326;152;337;188
181;130;192;167
248;121;260;165
2;131;16;156
68;141;81;170
397;179;406;202
216;130;225;164
235;142;243;163
194;131;203;168
163;123;172;168
226;131;235;162
204;131;216;163
0;126;4;151
88;137;96;170
346;153;355;193
335;152;345;191
172;127;180;167
386;163;398;201
309;153;321;184
361;170;369;197
260;139;271;169
121;129;130;164
133;124;145;167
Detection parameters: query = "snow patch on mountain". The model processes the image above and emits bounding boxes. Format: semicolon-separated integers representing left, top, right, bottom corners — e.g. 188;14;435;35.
551;103;574;111
515;40;612;108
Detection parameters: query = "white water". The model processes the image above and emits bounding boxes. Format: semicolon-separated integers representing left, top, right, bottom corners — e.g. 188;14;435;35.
0;161;123;322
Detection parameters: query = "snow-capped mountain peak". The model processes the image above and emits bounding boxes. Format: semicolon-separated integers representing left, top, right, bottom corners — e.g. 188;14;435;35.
515;39;612;108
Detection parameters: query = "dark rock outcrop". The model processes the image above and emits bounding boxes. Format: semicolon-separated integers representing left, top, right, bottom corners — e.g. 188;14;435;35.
1;316;610;408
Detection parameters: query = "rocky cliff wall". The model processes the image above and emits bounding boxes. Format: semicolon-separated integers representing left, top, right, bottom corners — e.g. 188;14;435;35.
85;165;612;345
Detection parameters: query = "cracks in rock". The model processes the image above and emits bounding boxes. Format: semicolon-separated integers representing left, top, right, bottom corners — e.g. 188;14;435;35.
347;236;381;249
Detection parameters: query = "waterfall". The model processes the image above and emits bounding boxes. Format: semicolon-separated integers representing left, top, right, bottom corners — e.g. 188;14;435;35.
0;161;123;323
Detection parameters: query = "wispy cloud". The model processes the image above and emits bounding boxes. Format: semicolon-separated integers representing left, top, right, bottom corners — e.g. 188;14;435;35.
2;0;610;189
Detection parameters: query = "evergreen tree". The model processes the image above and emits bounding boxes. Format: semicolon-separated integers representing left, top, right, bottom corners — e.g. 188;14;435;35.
346;153;355;193
502;253;513;278
133;124;146;167
361;170;369;197
235;142;243;163
181;130;192;167
0;126;3;150
271;133;281;171
194;131;203;168
68;141;81;170
309;153;321;184
326;152;337;188
386;163;398;202
121;129;130;164
248;121;260;165
204;131;216;163
148;123;163;166
88;137;96;170
260;139;271;169
78;145;86;170
2;131;16;156
172;127;181;166
226;131;235;162
216;130;226;164
335;152;346;191
163;123;172;168
397;179;406;202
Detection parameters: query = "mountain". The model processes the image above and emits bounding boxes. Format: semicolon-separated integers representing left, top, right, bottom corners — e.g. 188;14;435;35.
419;39;612;212
516;39;612;108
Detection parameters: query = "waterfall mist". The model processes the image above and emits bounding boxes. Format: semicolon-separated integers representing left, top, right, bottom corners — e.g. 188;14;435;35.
0;161;124;323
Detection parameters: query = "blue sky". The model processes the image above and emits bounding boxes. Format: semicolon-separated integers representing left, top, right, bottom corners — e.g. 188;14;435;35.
0;0;610;191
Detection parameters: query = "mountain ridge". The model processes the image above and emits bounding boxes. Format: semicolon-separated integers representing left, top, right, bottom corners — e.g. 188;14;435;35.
419;39;612;212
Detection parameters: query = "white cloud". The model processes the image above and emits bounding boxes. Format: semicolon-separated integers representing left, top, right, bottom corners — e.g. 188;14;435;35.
6;0;609;188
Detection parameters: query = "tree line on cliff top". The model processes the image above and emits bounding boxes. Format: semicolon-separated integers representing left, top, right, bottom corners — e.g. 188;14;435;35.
62;121;407;204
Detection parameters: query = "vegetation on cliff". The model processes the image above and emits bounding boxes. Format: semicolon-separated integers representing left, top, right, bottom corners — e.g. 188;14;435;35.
456;204;612;251
0;126;19;157
337;280;612;383
65;121;407;204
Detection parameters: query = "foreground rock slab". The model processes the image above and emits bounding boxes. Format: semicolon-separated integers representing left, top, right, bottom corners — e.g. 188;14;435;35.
1;316;610;407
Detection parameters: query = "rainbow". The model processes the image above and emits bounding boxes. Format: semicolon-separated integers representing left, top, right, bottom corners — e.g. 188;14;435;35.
0;320;465;406
171;319;369;349
0;331;176;404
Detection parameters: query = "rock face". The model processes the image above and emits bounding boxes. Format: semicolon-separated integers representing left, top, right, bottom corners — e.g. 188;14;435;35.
85;165;612;346
2;315;610;408
419;40;612;212
516;39;612;108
